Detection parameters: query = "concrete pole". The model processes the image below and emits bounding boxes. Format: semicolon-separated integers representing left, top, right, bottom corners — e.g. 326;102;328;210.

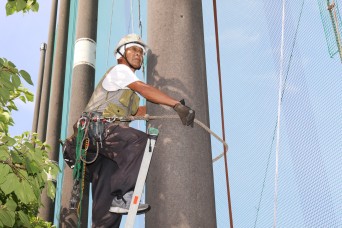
59;1;98;227
38;0;70;222
32;43;47;133
146;1;217;227
37;0;58;142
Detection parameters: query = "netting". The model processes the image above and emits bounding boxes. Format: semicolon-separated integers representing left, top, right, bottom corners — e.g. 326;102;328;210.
202;0;342;227
318;0;342;59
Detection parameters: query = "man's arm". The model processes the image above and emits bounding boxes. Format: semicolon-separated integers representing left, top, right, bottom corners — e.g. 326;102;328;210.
128;80;195;127
127;81;180;107
135;106;146;116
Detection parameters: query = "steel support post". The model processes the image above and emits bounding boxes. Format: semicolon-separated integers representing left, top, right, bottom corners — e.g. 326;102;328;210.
59;0;98;227
38;0;71;222
37;0;58;141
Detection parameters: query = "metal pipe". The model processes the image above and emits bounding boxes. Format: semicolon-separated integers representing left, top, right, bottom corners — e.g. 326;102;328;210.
59;0;98;227
32;43;47;133
37;0;58;142
38;0;71;222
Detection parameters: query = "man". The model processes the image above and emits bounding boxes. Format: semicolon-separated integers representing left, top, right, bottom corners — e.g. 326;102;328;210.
81;34;195;227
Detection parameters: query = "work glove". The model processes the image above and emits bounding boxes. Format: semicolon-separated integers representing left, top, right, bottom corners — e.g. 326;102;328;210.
173;99;195;127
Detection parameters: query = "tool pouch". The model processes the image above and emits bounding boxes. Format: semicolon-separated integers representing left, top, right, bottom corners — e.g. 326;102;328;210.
88;112;106;143
63;136;77;169
119;89;140;115
103;89;140;118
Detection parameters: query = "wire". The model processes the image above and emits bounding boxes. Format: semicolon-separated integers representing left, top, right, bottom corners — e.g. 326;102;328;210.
106;0;116;69
212;0;233;227
130;0;134;33
273;0;286;226
138;0;143;38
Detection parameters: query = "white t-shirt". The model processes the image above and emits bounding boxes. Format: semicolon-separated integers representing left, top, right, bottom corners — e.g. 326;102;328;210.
102;64;140;91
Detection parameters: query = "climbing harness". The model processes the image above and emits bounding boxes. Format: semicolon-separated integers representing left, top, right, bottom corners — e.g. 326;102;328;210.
70;116;90;228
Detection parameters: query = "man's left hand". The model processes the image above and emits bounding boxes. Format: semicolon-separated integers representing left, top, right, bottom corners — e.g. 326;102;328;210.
173;103;195;127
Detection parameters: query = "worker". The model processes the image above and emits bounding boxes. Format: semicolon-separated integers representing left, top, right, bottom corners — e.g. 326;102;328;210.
66;34;195;227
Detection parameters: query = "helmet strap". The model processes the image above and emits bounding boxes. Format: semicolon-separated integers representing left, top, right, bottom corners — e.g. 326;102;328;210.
117;44;142;70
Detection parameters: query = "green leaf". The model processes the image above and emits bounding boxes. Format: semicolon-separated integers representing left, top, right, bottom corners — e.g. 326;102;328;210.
0;58;4;66
1;135;16;146
19;70;33;85
0;150;9;160
5;199;17;211
0;74;14;90
0;173;18;195
26;159;40;174
18;95;26;103
17;211;30;227
29;176;41;199
5;102;18;111
7;61;15;68
0;208;15;227
10;152;23;164
18;169;29;180
24;141;34;151
24;91;34;102
49;163;60;177
5;2;16;16
0;164;11;184
0;88;10;105
11;74;21;88
31;2;39;12
0;112;11;124
0;124;7;134
14;180;36;204
47;181;56;199
16;0;27;11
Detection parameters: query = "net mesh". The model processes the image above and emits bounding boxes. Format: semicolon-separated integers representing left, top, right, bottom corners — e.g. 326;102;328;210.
318;0;342;59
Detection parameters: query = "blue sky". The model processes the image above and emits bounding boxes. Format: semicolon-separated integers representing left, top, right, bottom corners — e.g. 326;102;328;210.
0;1;52;136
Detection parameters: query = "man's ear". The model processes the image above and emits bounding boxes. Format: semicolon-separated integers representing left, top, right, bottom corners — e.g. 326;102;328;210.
117;58;124;64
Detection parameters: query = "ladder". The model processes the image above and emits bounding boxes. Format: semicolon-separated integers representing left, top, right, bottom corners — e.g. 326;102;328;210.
124;128;159;228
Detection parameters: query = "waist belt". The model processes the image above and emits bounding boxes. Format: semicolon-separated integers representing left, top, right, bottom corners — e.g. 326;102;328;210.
81;112;131;124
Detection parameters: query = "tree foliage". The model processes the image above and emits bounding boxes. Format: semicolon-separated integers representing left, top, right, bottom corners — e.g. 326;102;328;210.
0;58;59;227
5;0;39;16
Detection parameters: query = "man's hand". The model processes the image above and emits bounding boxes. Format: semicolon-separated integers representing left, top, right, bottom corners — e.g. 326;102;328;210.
173;101;195;127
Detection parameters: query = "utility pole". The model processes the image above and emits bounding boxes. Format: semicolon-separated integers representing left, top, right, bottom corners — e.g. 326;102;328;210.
37;0;58;142
59;0;98;227
146;1;217;227
38;0;70;222
32;43;46;133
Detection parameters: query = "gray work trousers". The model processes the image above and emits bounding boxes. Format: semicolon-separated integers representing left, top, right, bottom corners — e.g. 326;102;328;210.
87;123;148;228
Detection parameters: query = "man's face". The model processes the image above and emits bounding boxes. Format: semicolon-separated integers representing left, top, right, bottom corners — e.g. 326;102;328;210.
124;46;144;69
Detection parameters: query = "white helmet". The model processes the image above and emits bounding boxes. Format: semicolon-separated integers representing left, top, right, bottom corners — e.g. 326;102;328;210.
115;34;147;59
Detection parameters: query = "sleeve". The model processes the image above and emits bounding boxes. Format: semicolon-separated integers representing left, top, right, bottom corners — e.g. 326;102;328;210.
102;64;141;91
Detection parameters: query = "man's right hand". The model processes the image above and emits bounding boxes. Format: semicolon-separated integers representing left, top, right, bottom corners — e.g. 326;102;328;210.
173;102;195;127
